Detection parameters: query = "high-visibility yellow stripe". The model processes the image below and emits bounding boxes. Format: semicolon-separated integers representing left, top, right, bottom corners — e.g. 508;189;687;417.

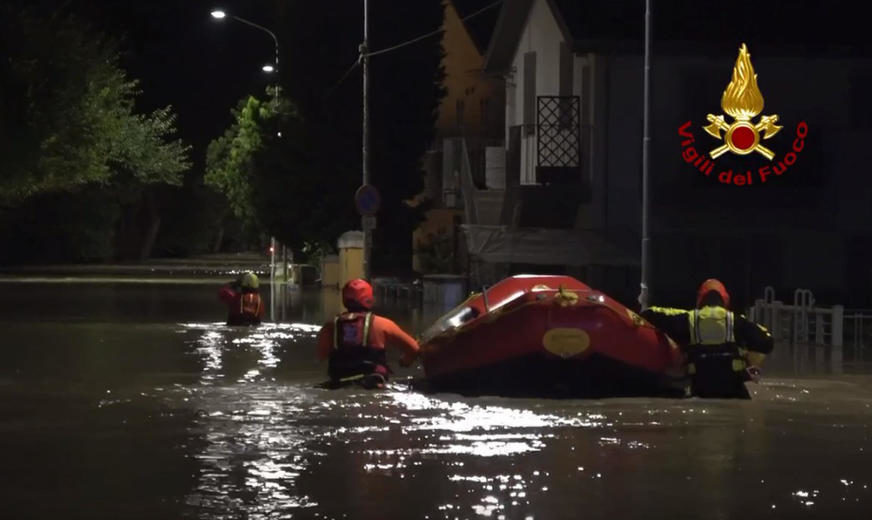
333;316;340;350
648;306;688;316
363;312;373;347
746;352;767;366
688;306;733;346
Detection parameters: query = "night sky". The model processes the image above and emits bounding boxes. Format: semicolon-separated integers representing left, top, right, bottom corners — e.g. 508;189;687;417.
58;0;285;168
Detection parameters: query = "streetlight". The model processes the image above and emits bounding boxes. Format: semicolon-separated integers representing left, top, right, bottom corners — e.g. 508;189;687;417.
639;0;653;310
362;0;372;280
210;7;283;318
209;8;280;106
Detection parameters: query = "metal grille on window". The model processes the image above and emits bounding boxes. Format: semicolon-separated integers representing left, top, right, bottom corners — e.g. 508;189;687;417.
536;95;581;184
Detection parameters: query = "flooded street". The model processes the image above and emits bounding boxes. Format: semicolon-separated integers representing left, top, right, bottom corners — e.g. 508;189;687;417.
1;279;871;519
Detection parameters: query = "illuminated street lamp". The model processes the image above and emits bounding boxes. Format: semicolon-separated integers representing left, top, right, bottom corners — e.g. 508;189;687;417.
211;7;283;316
209;8;279;104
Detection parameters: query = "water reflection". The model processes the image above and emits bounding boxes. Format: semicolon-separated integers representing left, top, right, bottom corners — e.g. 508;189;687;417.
2;281;872;519
181;322;322;517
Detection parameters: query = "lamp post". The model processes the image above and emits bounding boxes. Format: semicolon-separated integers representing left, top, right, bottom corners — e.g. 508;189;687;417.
210;9;279;106
211;8;282;319
362;0;372;281
639;0;653;310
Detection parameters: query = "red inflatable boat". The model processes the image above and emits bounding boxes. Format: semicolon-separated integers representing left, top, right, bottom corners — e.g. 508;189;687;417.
418;275;687;397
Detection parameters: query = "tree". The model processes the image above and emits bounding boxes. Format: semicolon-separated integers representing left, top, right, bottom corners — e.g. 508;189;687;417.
275;0;446;273
205;94;286;228
0;7;190;205
205;89;347;254
0;6;191;262
203;0;447;270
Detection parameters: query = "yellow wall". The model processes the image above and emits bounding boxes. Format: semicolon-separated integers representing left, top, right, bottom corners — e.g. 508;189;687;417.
436;0;503;139
339;246;363;287
320;287;343;318
412;1;504;273
321;256;340;288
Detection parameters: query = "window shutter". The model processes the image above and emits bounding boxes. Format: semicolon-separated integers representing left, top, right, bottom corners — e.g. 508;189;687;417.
524;51;536;135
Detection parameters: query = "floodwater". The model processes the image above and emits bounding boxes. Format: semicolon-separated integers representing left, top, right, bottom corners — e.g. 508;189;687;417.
1;278;871;519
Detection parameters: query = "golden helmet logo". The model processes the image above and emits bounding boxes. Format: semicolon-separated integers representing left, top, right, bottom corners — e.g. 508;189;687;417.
678;43;808;186
704;44;781;160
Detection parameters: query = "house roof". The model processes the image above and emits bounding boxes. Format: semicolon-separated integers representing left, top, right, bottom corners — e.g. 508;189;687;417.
451;0;502;56
483;0;533;73
485;0;872;72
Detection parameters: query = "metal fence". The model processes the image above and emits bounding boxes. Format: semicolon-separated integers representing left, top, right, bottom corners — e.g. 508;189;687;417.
748;286;872;369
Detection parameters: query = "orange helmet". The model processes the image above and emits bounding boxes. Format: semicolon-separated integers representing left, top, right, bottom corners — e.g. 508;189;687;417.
342;278;374;310
696;278;730;308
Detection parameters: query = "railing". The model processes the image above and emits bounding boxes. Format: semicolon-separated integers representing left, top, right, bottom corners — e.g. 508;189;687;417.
536;96;582;185
747;286;872;370
843;310;872;362
748;286;842;346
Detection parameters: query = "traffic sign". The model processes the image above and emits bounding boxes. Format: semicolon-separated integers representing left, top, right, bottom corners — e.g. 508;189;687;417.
362;215;376;231
355;184;381;216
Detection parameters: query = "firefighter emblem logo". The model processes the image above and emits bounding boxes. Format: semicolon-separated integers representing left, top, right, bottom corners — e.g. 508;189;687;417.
678;43;808;186
704;44;781;160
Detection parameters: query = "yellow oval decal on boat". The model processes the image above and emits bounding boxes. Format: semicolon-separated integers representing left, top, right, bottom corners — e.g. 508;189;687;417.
543;328;590;358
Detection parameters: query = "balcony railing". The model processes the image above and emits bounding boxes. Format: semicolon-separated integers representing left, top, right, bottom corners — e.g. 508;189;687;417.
536;95;582;185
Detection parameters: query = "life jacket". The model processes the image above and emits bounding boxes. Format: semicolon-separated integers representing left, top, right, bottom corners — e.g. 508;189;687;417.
685;306;747;375
227;292;262;325
240;293;262;318
328;312;388;381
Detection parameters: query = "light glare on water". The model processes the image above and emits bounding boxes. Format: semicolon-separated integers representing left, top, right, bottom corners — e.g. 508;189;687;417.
0;281;871;519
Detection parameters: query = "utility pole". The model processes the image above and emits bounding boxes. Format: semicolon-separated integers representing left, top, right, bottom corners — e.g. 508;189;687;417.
639;0;653;310
361;0;372;280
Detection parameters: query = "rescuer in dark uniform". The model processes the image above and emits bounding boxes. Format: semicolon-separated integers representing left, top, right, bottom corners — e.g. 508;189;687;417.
641;279;773;399
317;279;420;389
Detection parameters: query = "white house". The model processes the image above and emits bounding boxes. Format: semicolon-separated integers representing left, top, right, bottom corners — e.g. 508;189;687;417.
467;0;872;306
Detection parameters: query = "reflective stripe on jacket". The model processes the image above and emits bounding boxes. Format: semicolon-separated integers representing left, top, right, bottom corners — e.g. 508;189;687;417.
240;293;263;319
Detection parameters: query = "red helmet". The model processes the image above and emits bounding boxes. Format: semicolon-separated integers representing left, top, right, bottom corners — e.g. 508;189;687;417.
342;278;374;310
696;278;730;308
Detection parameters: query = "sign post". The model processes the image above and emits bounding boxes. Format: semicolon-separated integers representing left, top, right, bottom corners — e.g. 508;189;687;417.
355;184;380;280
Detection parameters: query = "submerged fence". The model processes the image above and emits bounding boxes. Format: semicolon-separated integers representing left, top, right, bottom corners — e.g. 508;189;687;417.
747;286;872;371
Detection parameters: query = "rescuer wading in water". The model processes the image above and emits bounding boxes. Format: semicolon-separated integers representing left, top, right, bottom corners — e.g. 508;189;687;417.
641;279;773;399
218;271;265;326
317;279;420;389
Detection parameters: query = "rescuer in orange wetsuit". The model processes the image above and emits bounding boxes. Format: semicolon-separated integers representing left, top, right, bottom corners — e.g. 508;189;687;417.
218;271;265;326
317;279;420;389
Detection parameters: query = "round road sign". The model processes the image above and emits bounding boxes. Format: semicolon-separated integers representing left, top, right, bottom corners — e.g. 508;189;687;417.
355;184;381;216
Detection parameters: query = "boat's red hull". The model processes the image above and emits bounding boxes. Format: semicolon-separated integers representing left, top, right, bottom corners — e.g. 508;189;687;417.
419;275;685;396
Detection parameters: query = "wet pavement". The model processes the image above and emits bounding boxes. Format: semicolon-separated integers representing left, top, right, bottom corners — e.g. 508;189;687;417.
1;279;871;519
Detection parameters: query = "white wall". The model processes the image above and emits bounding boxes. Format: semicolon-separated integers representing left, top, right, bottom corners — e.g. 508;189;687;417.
506;0;565;185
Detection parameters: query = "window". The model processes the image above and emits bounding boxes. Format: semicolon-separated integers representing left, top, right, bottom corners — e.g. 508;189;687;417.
523;51;536;135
